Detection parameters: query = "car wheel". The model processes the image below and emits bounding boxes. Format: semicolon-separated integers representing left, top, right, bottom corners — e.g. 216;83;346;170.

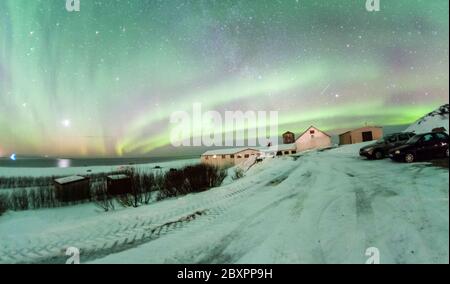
405;153;415;163
374;151;383;160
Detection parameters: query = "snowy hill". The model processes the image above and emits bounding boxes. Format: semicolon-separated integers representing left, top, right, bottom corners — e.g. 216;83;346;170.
405;104;449;134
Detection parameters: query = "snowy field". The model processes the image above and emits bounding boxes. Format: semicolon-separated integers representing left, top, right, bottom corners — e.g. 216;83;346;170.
0;143;448;264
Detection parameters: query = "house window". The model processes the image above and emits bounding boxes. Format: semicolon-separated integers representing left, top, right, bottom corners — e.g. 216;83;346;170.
230;154;235;158
222;155;226;159
276;151;282;156
310;130;315;134
284;151;289;155
237;155;242;159
291;151;297;154
244;154;250;158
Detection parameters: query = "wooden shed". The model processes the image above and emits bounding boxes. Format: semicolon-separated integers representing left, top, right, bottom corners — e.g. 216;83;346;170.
106;174;133;196
54;176;90;203
339;126;383;145
295;126;332;152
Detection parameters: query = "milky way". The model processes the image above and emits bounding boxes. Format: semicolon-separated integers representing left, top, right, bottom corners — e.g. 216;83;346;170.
0;0;448;157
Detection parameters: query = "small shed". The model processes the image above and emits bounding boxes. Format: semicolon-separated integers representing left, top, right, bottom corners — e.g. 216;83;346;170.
295;126;332;152
106;174;133;196
54;176;90;203
339;126;383;145
282;131;296;144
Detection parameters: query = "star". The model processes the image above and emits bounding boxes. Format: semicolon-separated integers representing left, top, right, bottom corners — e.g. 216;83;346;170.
62;119;71;128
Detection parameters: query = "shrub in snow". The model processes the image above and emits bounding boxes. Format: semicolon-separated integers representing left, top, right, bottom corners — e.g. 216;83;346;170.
1;186;60;212
29;187;58;209
0;176;56;189
113;169;164;208
0;194;7;216
93;182;115;212
158;164;226;201
9;189;29;211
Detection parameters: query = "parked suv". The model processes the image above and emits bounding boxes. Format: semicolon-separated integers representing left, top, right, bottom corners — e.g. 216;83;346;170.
359;132;416;160
389;132;449;163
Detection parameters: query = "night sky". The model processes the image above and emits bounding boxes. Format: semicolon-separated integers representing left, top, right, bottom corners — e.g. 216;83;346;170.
0;0;448;157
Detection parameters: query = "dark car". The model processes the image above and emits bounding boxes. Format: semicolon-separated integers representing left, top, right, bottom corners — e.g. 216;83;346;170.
389;132;449;163
359;132;416;160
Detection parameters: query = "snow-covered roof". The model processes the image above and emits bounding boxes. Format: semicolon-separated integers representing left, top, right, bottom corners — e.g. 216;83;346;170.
54;176;87;185
107;174;130;180
202;147;260;156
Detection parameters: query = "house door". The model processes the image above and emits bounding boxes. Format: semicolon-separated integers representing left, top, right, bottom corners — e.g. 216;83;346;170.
362;131;373;142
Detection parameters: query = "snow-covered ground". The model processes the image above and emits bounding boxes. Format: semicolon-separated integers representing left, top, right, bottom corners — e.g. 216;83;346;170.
0;143;448;264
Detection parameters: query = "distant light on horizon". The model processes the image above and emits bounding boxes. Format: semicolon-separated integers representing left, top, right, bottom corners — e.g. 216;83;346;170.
57;159;71;168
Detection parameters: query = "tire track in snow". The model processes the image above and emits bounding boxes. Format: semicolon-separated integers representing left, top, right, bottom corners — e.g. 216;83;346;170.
196;192;301;264
339;161;446;263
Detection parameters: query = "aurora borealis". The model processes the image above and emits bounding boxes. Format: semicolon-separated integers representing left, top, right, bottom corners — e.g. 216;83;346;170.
0;0;448;157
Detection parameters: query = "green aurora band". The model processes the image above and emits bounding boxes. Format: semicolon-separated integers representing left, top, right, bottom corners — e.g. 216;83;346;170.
0;0;448;157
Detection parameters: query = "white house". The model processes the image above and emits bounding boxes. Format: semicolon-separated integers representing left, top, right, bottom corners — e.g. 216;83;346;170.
295;126;332;152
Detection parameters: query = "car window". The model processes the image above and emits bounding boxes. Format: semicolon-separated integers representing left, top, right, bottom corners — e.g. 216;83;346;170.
435;133;448;140
421;134;434;143
398;134;410;141
407;135;420;144
387;136;397;143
